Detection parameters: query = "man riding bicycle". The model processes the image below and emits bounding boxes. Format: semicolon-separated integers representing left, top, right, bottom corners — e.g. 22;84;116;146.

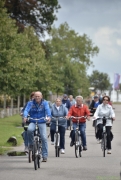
23;91;51;162
67;96;90;151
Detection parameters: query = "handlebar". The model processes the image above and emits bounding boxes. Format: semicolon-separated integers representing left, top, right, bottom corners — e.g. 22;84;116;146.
96;117;112;120
51;116;67;119
70;116;87;119
29;117;47;122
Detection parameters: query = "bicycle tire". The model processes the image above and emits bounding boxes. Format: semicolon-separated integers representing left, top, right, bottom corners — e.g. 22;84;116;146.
33;141;37;170
28;150;32;163
75;131;79;158
103;134;106;157
55;134;59;157
79;145;82;157
37;142;41;168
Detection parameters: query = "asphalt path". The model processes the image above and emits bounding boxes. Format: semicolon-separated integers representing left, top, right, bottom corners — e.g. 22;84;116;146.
0;105;121;180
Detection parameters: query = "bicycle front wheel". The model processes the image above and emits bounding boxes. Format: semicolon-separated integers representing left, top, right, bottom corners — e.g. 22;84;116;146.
75;131;79;158
55;134;60;157
33;141;38;170
103;134;106;157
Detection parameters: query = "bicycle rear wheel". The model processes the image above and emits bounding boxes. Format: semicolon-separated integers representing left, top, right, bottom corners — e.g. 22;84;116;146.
33;141;37;170
75;131;79;158
28;150;32;163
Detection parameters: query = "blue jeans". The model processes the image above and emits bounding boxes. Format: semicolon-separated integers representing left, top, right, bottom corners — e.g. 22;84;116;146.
72;122;86;147
23;131;28;147
27;123;48;158
50;124;66;149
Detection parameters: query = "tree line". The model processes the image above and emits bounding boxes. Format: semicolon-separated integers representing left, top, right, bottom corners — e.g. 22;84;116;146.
0;0;111;108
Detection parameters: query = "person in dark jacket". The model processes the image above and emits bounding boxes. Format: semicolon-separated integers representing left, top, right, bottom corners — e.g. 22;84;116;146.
62;94;71;129
50;97;68;154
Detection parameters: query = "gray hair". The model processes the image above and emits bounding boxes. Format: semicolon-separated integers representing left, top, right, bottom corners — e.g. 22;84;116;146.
75;95;83;100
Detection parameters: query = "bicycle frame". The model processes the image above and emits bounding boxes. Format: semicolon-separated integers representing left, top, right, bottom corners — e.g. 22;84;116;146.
51;116;65;157
28;117;46;170
96;117;112;157
70;116;86;158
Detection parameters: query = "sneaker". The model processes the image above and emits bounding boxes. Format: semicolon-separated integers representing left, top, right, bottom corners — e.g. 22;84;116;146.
60;149;65;154
83;146;87;151
99;139;102;144
97;139;100;143
28;145;33;151
107;150;111;154
24;146;28;153
42;157;47;162
51;141;54;145
70;141;74;147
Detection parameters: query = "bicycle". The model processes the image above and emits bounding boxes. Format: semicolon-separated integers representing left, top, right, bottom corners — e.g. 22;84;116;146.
51;116;66;157
96;117;112;157
70;116;87;158
28;117;46;170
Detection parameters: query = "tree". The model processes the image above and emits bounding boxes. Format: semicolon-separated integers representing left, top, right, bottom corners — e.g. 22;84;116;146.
44;23;99;97
4;0;60;35
88;70;110;92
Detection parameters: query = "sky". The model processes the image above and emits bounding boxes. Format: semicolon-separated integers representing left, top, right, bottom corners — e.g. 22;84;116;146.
53;0;121;84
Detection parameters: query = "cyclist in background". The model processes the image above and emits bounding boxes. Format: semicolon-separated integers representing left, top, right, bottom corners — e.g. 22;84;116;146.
23;91;51;162
67;96;90;151
50;97;68;154
93;95;115;154
62;94;71;130
20;92;35;153
68;95;76;106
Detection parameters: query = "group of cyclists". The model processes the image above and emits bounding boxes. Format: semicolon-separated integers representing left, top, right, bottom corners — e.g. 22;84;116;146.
20;91;115;162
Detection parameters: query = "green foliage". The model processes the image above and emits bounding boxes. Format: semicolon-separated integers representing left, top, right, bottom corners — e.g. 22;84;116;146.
4;0;60;35
88;70;110;92
45;23;99;97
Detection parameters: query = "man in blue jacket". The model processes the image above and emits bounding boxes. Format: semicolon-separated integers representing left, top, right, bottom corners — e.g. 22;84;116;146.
23;91;51;162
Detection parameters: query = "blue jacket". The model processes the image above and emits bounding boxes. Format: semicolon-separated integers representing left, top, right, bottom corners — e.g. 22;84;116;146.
23;99;51;124
62;99;71;110
51;104;68;128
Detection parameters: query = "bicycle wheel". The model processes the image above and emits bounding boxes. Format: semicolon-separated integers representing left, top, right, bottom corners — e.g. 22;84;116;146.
55;134;59;157
75;131;79;158
33;141;37;170
103;134;106;157
28;150;32;163
37;143;41;168
79;145;82;157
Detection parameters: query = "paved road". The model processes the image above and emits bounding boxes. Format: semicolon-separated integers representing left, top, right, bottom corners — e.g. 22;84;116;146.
0;105;121;180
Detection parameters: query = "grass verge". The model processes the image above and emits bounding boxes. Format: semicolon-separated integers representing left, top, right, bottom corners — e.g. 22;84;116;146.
0;114;23;155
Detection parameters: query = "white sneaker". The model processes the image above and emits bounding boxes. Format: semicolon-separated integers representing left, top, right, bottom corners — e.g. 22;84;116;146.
107;149;111;154
97;139;100;144
51;141;54;145
99;139;102;144
60;149;65;154
24;146;28;153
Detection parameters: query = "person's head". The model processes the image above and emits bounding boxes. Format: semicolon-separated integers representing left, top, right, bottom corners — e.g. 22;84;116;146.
30;92;35;100
63;94;68;100
102;95;110;105
34;91;42;103
55;97;62;107
69;95;73;101
94;95;99;102
75;95;83;106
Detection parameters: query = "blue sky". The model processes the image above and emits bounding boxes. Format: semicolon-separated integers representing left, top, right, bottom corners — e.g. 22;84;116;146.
53;0;121;83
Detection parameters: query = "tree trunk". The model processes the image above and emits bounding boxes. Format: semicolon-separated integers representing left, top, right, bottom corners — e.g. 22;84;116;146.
10;98;13;115
17;96;20;113
3;94;6;110
23;94;26;106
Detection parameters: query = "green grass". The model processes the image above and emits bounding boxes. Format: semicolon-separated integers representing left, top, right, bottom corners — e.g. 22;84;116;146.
0;114;24;155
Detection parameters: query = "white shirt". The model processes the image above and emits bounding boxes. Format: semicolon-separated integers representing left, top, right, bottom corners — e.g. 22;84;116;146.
94;103;115;126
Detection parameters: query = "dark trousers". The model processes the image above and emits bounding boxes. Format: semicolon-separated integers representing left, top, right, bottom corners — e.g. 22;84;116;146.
97;124;112;149
50;124;66;149
67;120;70;129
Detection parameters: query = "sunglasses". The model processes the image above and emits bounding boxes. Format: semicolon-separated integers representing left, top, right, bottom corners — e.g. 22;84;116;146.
103;99;109;101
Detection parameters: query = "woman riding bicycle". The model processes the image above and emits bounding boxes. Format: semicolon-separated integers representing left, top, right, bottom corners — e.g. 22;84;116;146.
50;97;68;154
93;95;115;154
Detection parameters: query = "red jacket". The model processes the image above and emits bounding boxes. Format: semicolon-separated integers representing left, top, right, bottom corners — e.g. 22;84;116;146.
68;104;90;123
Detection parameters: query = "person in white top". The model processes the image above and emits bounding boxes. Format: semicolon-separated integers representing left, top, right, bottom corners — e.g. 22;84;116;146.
93;95;115;154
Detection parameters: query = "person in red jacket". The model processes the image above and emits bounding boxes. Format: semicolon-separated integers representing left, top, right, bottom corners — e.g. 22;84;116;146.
67;96;90;150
